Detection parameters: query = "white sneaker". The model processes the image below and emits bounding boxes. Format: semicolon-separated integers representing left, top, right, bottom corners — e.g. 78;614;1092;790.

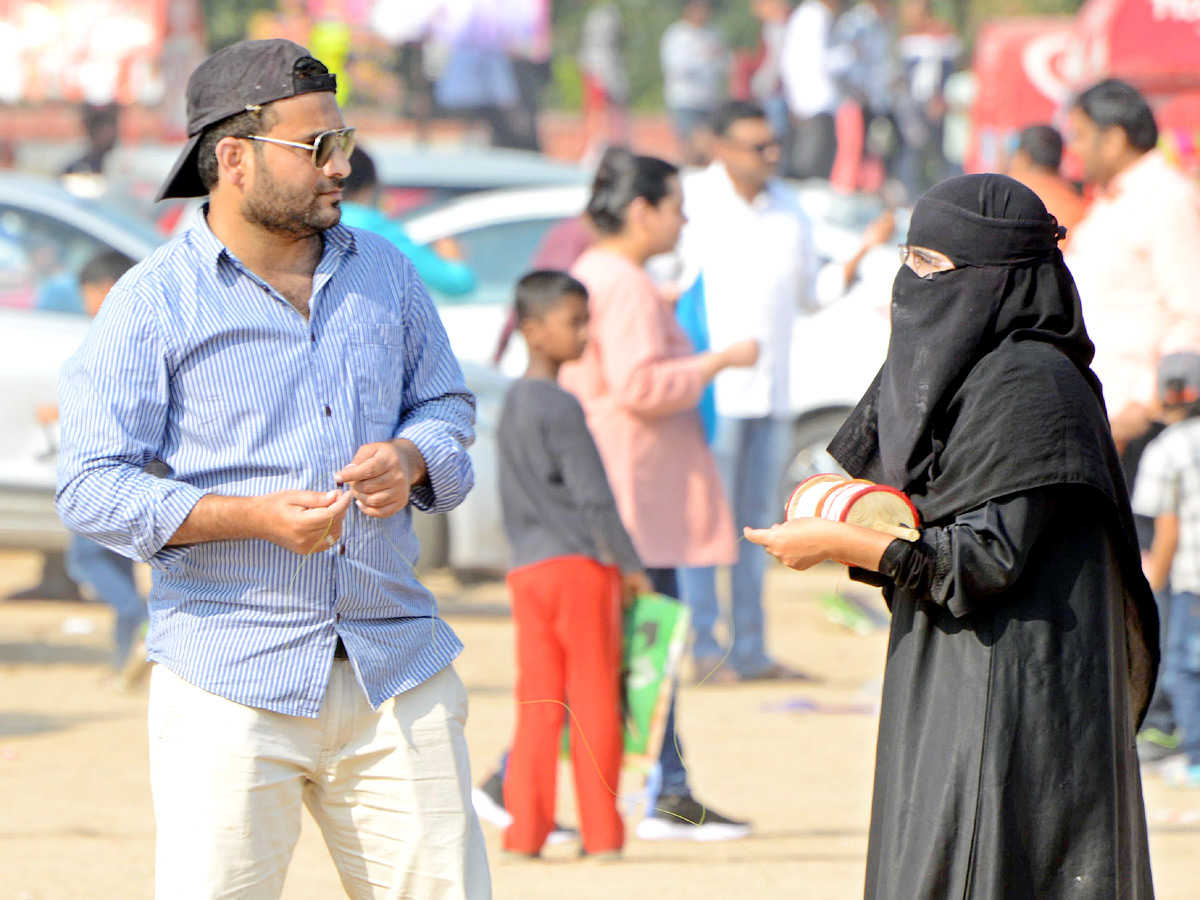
471;785;512;828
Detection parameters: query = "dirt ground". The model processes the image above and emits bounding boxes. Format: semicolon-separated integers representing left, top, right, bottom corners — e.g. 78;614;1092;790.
2;549;1198;900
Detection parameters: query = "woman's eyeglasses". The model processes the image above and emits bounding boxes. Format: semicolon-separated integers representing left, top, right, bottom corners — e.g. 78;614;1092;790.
245;127;356;169
898;243;956;279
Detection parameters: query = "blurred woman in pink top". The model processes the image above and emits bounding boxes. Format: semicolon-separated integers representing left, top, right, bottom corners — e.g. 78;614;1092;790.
559;147;759;840
561;148;757;571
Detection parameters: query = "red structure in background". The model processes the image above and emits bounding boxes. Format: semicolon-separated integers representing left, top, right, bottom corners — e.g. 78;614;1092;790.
968;0;1200;175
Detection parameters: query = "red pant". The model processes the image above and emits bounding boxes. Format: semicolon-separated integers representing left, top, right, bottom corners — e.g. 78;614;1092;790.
503;556;625;854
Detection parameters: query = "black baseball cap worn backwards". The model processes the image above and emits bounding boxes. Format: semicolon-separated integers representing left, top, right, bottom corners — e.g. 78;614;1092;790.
156;39;337;202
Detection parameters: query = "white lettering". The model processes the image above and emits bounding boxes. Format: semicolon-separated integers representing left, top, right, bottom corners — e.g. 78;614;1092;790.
1153;0;1200;23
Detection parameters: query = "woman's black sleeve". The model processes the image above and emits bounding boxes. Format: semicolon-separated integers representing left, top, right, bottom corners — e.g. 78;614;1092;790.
869;487;1061;618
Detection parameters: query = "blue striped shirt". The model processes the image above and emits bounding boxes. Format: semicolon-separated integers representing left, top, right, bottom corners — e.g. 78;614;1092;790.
56;206;475;717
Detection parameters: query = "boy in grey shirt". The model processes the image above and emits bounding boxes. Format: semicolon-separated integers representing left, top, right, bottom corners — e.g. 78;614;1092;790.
497;271;650;858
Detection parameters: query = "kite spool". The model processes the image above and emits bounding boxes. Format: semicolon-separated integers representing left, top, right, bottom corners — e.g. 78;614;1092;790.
785;474;922;542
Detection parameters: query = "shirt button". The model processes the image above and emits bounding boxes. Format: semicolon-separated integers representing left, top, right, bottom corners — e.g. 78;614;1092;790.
338;544;346;556
310;332;317;343
324;405;332;416
335;612;342;622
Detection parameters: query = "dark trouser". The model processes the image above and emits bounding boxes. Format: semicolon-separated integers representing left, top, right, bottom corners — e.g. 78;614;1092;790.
1165;591;1200;765
646;567;691;800
66;535;145;669
787;112;837;180
1142;586;1179;736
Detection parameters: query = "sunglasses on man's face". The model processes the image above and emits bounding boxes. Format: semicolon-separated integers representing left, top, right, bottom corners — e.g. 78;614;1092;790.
726;137;781;157
245;127;356;168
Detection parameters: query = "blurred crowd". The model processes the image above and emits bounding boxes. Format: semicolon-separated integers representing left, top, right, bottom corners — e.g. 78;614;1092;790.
659;0;960;201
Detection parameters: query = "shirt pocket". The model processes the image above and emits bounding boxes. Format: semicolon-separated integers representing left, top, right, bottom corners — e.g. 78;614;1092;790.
350;322;406;426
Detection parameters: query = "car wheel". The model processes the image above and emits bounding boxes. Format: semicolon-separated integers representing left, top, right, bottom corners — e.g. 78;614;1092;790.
412;511;450;572
780;408;852;501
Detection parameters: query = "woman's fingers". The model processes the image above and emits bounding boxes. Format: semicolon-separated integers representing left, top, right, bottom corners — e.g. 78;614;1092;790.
743;526;775;546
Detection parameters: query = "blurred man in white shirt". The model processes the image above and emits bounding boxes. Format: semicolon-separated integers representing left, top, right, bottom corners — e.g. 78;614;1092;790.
676;100;818;681
1064;79;1200;452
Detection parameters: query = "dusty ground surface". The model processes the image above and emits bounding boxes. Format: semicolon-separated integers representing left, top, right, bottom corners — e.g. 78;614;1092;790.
2;550;1198;900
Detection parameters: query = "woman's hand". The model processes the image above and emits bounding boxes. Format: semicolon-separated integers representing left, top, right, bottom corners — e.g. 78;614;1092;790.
744;518;838;571
745;517;896;572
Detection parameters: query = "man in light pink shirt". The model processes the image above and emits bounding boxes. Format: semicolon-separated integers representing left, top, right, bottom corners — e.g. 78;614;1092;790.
1064;79;1200;451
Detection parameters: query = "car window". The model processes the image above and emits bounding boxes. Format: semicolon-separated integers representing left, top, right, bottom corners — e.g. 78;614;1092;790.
0;205;117;315
428;217;564;307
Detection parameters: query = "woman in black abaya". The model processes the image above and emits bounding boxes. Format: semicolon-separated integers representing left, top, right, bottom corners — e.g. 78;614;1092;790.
747;174;1158;900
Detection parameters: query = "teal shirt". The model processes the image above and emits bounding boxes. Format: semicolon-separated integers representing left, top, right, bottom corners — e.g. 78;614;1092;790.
339;203;476;296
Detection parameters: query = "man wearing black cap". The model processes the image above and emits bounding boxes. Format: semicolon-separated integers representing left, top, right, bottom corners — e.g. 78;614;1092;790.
56;40;489;899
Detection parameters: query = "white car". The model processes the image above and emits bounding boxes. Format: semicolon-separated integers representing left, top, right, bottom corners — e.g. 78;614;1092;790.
403;182;903;493
0;175;505;574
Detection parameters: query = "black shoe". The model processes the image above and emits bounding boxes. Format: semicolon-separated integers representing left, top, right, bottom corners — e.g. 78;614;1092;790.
471;770;578;844
4;552;85;603
635;794;752;842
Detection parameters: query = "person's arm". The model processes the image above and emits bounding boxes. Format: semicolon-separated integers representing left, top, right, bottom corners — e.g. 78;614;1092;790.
1143;513;1179;593
55;282;208;570
747;488;1061;619
388;256;476;514
597;270;754;418
372;216;476;297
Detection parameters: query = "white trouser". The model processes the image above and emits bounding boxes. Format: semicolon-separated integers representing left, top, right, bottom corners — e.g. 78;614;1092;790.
148;662;491;900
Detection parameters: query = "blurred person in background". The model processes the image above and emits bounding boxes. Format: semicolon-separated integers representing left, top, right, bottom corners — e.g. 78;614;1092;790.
505;0;552;152
1132;351;1200;787
1005;124;1085;236
781;0;847;180
563;147;757;840
340;145;476;296
36;251;145;672
578;4;631;163
749;0;794;142
61;103;120;177
434;0;524;149
675;100;816;683
1064;79;1200;456
833;0;899;188
894;0;960;198
1065;78;1200;765
660;0;728;165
